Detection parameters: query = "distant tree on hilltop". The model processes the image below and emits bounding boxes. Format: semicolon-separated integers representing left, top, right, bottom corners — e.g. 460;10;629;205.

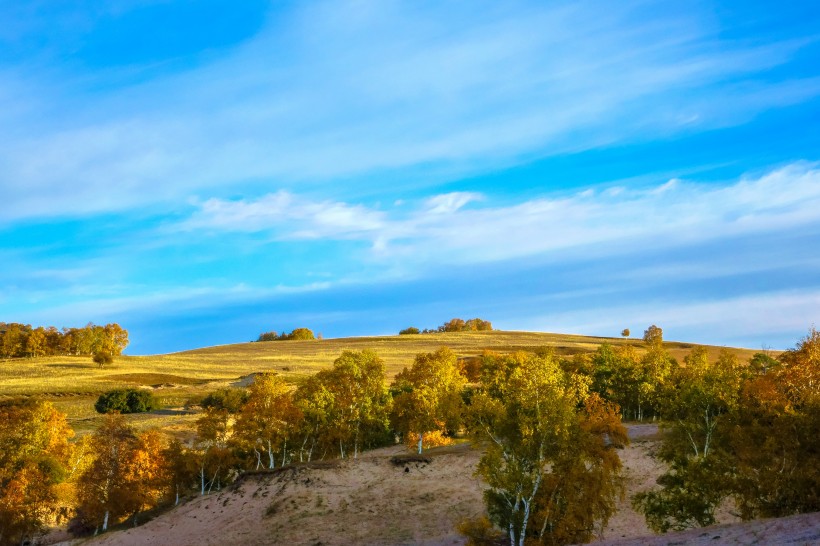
643;324;663;346
256;328;316;342
438;318;493;332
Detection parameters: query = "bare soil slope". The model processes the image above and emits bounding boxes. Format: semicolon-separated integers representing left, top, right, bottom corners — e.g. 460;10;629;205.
62;425;669;546
66;424;820;546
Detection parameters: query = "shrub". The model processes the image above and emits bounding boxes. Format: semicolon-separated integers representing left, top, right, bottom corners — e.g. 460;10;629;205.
94;388;157;414
92;351;114;367
201;388;249;413
399;327;420;335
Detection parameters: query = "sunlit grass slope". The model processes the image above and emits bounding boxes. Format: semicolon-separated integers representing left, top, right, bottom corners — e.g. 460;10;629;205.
0;330;763;435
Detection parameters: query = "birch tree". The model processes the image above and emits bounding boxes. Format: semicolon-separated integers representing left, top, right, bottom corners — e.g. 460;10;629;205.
391;348;465;453
234;373;302;469
468;351;626;546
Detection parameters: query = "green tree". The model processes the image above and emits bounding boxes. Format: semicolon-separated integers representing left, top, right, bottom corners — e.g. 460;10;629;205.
292;350;391;460
633;348;744;532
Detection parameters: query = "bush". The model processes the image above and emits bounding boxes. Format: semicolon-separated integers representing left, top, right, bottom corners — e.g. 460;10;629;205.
92;351;114;367
201;388;249;413
399;327;420;335
95;388;157;414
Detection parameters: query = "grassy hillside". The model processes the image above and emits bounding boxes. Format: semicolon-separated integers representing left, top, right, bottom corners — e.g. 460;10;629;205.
0;330;764;435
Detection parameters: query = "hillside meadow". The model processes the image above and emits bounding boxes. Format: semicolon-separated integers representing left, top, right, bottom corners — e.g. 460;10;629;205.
0;330;761;437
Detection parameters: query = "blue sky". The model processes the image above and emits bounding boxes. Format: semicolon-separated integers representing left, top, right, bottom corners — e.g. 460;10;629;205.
2;0;819;354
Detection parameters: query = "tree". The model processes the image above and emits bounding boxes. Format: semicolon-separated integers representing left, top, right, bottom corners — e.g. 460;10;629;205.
92;351;114;368
75;415;140;533
24;327;47;358
633;348;744;532
194;407;236;495
292;350;391;460
391;348;466;453
0;399;73;546
399;327;420;335
467;351;626;545
464;318;493;331
234;373;302;469
642;325;663;347
621;328;630;338
441;318;467;332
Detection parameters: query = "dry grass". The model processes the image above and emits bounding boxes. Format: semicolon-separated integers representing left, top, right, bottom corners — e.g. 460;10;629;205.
0;330;765;435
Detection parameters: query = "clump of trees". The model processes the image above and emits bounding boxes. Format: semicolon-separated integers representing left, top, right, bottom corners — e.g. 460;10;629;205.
399;317;493;335
0;322;129;359
632;328;820;533
256;327;316;342
465;351;627;545
94;389;157;414
0;398;73;546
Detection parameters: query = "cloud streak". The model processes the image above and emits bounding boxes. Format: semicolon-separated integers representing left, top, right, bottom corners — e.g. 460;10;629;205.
182;162;820;268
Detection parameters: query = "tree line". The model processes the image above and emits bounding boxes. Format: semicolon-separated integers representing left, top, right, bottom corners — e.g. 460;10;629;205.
0;323;129;360
399;317;493;335
256;327;316;342
1;327;818;545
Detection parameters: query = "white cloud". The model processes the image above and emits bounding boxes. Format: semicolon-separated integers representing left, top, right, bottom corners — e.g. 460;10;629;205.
183;191;385;239
424;192;482;214
182;162;820;268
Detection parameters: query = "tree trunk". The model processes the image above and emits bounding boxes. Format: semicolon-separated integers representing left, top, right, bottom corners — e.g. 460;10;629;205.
102;510;109;532
417;432;424;454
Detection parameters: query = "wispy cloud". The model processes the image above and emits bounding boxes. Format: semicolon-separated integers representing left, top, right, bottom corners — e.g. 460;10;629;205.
183;192;385;238
0;1;817;222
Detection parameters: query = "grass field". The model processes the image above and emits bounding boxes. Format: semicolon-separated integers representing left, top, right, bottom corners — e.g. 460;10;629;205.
0;330;765;436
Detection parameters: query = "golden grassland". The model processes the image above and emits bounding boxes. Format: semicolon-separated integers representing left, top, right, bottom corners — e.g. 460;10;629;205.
0;330;764;436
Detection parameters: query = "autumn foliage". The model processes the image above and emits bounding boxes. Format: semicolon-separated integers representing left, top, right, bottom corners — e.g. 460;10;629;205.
0;322;128;359
633;328;820;532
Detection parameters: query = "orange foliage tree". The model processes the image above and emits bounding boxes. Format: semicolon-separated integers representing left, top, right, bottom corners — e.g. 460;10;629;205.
0;399;73;546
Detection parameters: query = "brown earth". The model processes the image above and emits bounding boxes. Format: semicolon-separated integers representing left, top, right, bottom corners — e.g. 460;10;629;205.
53;425;820;546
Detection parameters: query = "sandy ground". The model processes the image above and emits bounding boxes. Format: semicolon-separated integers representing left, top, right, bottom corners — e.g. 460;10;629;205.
52;425;820;545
